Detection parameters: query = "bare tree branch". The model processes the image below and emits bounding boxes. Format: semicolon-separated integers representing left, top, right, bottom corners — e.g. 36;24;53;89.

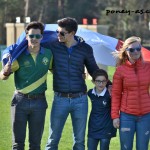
24;0;29;17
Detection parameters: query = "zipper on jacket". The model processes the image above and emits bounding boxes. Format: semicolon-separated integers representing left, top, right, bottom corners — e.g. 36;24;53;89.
134;62;141;115
136;67;141;115
68;54;71;91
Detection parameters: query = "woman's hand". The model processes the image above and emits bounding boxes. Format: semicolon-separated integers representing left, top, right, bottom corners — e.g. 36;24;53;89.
113;118;120;129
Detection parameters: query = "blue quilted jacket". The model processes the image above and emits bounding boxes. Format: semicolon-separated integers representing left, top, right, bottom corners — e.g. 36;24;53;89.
43;37;99;93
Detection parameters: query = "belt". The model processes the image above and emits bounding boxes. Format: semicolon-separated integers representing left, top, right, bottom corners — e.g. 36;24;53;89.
16;92;45;99
55;92;87;98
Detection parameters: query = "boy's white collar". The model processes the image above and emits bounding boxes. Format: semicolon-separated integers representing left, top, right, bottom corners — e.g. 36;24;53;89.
92;87;107;97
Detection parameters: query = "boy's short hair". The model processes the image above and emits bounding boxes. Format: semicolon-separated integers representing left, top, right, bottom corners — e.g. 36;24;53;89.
25;21;44;34
57;17;78;33
92;69;108;81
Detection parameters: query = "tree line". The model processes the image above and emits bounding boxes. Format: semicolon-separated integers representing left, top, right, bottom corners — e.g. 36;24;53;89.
0;0;149;45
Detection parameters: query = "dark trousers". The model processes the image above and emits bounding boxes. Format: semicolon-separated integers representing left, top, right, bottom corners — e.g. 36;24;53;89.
11;93;47;150
88;137;110;150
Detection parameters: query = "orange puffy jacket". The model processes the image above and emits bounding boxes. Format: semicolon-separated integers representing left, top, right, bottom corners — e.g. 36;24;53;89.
111;59;150;119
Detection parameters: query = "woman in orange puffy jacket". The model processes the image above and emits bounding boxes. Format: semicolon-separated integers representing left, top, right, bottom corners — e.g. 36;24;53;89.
111;36;150;150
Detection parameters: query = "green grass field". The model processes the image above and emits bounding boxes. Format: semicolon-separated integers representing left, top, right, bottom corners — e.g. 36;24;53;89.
0;65;148;150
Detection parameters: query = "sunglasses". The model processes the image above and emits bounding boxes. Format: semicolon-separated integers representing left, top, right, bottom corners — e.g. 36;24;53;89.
56;30;69;36
126;47;141;53
28;34;42;39
95;80;107;84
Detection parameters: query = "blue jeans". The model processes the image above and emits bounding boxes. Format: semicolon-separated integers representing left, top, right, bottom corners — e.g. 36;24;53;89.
11;93;47;150
119;112;150;150
45;94;88;150
88;137;110;150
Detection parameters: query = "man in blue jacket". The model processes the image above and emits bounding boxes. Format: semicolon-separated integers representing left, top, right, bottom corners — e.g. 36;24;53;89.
45;17;99;150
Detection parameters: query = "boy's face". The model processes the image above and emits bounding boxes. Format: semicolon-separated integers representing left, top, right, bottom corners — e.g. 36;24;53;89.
93;76;108;93
26;28;43;48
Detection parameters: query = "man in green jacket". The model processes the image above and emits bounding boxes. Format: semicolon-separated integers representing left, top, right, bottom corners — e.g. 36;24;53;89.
0;21;53;150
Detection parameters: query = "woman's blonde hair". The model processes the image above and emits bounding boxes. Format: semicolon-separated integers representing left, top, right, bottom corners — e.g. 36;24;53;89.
113;36;141;66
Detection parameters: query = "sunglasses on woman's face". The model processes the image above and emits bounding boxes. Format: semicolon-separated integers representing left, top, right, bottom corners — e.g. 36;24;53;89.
126;47;141;53
28;34;42;39
56;30;69;36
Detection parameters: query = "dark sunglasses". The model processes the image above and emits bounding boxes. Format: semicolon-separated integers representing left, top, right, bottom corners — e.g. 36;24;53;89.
126;47;141;53
28;34;42;39
56;30;69;36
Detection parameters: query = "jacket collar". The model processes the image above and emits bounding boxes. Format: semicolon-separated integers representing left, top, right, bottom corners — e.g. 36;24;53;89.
92;87;107;97
25;47;44;55
125;57;143;67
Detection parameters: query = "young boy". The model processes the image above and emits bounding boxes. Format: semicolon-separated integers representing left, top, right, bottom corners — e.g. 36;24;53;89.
87;69;116;150
0;21;53;150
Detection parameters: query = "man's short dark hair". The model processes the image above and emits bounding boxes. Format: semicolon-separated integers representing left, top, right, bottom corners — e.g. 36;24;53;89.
25;21;44;34
92;69;108;81
57;17;78;33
